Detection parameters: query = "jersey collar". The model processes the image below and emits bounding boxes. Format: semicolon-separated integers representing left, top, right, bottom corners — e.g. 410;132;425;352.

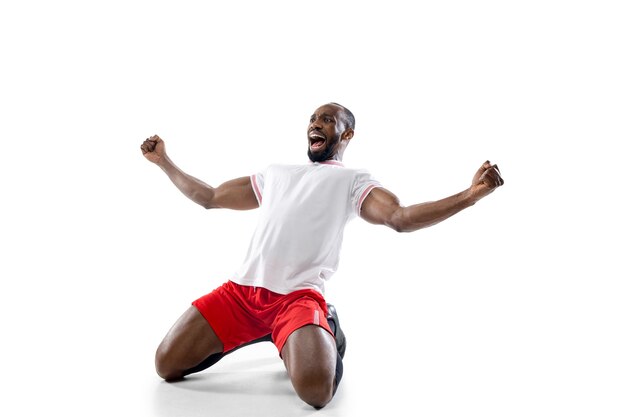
309;160;345;167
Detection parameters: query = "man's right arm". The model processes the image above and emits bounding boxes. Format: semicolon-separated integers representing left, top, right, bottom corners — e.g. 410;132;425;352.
140;135;259;210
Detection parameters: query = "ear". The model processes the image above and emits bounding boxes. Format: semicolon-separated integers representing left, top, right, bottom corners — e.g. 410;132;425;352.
341;128;354;141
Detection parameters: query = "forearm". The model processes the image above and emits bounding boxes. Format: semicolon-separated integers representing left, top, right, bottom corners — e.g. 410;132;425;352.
392;188;477;233
157;155;216;208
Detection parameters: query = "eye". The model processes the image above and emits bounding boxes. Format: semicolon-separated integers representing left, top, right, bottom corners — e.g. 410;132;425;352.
310;116;316;123
324;117;332;123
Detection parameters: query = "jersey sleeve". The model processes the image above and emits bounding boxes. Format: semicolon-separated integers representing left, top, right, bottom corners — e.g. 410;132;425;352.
351;169;382;216
250;168;266;205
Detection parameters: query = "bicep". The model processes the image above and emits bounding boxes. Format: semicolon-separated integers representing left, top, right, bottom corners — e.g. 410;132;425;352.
360;187;403;230
211;176;259;210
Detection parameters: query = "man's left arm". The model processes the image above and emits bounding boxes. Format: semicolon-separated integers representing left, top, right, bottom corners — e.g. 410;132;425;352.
360;161;503;233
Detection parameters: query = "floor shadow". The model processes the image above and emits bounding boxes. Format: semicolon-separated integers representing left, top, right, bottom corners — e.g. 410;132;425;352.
151;354;344;417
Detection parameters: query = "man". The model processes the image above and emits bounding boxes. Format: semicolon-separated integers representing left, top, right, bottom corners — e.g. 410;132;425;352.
140;102;504;409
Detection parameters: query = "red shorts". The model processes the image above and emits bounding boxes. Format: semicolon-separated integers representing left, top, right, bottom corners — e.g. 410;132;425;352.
192;280;332;354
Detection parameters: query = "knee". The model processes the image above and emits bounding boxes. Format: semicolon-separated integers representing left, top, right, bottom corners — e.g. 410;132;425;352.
290;368;335;409
155;344;184;381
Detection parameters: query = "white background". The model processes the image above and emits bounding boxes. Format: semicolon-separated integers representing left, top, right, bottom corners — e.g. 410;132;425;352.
1;1;624;416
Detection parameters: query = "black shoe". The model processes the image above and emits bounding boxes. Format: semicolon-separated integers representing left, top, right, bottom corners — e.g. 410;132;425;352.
327;304;346;359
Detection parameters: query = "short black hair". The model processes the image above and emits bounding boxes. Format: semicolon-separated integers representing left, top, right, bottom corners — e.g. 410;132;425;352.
329;102;355;130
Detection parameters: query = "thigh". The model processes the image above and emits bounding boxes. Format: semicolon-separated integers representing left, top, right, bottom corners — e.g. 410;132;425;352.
281;324;336;373
156;305;224;377
281;325;337;407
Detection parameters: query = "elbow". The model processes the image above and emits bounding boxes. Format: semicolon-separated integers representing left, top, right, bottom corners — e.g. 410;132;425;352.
386;219;407;233
392;222;427;233
387;210;414;233
195;196;216;210
190;189;217;209
201;199;219;210
387;208;432;233
195;197;214;209
390;222;417;233
393;226;408;233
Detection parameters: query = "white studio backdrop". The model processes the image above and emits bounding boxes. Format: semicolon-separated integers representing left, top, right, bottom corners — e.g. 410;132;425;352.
1;1;624;416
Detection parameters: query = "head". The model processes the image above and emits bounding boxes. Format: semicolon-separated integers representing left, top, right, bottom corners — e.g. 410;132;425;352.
307;102;355;163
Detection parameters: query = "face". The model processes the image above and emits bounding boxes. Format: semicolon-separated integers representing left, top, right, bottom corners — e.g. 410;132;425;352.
307;104;352;162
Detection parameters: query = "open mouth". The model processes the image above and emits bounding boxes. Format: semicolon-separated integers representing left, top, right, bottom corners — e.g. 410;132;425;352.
309;132;326;151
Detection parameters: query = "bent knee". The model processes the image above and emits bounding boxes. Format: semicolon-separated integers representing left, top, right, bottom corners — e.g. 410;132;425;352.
291;370;335;408
155;365;184;382
155;346;184;381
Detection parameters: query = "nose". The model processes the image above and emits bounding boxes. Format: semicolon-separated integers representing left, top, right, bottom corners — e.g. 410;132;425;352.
309;119;322;131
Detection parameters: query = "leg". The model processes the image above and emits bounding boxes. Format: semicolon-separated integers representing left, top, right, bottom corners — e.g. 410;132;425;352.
182;333;272;377
155;306;223;381
281;325;338;409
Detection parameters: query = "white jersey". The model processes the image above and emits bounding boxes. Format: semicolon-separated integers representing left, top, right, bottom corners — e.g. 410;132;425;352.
231;161;381;295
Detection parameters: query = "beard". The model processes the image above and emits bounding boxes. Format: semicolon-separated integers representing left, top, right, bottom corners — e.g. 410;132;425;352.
307;140;338;163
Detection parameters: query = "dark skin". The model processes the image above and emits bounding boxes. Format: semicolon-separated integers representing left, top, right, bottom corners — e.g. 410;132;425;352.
141;103;504;408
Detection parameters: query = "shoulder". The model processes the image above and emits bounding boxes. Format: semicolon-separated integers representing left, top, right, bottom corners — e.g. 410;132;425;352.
265;163;308;174
349;166;378;182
